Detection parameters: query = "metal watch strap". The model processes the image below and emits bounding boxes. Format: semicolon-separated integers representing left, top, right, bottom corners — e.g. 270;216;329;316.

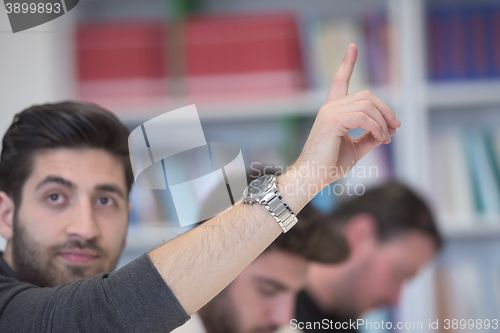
261;188;298;233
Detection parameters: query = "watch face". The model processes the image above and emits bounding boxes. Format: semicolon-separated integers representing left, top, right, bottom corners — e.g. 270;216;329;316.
243;174;276;199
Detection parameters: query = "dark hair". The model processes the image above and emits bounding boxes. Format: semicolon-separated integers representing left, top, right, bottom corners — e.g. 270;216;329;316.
0;101;133;208
330;181;443;249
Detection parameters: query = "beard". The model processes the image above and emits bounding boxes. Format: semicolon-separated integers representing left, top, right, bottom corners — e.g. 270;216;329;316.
198;287;279;333
10;214;123;288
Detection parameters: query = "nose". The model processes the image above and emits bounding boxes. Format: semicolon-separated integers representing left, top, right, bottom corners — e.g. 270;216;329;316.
269;295;296;328
65;198;100;241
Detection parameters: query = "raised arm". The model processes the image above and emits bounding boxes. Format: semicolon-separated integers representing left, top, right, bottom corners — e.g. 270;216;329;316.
149;44;401;315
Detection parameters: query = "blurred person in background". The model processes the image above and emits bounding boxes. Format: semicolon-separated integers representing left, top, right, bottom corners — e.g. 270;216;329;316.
292;182;442;333
174;171;350;333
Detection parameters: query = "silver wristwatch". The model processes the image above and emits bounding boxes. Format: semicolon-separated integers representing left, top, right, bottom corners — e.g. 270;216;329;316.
243;174;298;233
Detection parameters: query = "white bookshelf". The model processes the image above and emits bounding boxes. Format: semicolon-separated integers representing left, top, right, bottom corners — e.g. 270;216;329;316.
427;80;500;109
441;224;500;242
389;1;500;332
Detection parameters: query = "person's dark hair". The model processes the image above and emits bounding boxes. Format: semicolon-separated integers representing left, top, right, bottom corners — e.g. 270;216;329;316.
267;202;349;264
0;101;133;209
330;181;443;249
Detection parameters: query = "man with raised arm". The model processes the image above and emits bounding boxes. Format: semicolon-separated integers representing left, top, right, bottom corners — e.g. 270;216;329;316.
0;44;400;332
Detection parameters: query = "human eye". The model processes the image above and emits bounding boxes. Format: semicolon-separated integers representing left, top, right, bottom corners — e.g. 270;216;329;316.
46;193;67;206
96;196;115;207
257;284;280;298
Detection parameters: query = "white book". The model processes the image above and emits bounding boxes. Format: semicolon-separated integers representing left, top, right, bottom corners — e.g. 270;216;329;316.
315;19;367;92
447;261;486;333
429;131;449;226
440;128;475;228
491;260;500;320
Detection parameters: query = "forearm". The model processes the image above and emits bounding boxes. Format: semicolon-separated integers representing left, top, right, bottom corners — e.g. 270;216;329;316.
148;169;313;315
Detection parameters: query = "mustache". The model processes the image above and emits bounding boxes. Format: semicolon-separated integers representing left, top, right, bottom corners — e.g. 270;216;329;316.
53;239;106;257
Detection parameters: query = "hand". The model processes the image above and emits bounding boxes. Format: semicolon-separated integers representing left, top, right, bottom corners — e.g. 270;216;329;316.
291;44;401;193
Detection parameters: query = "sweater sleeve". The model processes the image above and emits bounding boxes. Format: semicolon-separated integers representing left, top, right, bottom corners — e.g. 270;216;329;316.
0;253;190;333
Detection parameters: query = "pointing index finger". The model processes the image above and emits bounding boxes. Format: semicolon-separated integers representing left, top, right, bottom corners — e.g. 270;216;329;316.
326;44;358;102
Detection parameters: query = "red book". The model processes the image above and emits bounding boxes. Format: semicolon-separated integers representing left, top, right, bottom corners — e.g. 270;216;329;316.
184;13;305;95
76;22;167;101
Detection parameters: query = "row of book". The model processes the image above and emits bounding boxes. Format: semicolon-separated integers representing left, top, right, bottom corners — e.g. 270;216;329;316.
435;255;500;333
76;5;500;104
75;12;390;103
430;126;500;230
428;4;500;81
76;14;305;102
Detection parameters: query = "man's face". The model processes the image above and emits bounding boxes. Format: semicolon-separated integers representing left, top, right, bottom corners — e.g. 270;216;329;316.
4;148;129;287
199;248;308;333
345;232;436;316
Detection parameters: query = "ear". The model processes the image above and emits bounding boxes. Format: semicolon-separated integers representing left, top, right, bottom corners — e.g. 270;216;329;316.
0;192;15;241
343;213;378;255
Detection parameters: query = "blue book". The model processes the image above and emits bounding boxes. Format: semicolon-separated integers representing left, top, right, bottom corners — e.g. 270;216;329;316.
467;8;494;79
445;7;470;79
428;4;500;81
463;130;500;219
484;130;500;193
488;7;500;77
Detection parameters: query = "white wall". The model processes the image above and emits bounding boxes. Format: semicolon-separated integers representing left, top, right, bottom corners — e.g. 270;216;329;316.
0;8;76;140
0;9;76;250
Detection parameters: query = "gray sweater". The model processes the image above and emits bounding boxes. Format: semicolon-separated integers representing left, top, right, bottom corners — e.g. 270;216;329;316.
0;252;190;332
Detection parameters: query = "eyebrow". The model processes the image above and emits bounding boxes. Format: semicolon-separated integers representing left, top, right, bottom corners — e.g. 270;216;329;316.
36;175;74;191
95;184;126;199
35;175;126;199
253;276;289;292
